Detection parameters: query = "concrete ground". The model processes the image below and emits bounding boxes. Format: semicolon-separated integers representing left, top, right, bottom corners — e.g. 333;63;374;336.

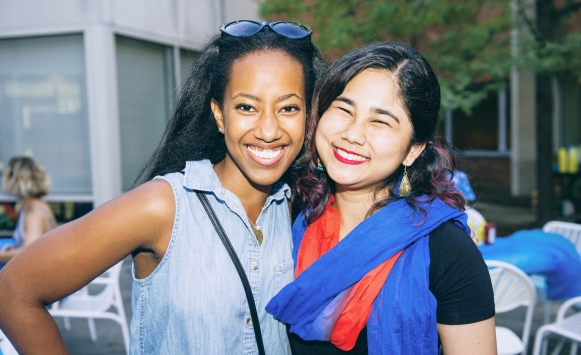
54;202;577;355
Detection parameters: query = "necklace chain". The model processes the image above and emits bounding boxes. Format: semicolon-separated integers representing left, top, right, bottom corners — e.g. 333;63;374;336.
248;219;259;230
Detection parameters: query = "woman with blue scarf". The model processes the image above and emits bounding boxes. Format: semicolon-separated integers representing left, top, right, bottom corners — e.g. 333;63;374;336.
267;42;497;354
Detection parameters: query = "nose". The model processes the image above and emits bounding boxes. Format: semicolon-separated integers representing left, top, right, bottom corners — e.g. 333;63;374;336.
255;110;282;143
341;118;366;146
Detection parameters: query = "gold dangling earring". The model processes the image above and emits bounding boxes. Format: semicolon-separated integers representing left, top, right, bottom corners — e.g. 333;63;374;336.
316;157;325;171
399;166;412;196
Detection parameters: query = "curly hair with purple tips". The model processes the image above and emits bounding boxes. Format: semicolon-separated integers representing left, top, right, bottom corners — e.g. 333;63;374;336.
293;41;466;224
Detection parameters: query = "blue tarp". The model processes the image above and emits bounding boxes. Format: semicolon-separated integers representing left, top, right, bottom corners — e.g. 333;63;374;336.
479;229;581;300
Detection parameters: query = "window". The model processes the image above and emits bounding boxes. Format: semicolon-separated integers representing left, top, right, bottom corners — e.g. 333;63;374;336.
179;48;199;85
116;36;174;191
0;34;91;195
447;87;510;154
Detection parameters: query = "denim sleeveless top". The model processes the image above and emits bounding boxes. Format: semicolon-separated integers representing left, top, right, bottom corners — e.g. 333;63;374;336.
130;160;294;355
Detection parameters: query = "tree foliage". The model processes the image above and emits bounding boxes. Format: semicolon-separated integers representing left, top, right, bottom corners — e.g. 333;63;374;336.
513;0;581;77
261;0;581;114
261;0;513;113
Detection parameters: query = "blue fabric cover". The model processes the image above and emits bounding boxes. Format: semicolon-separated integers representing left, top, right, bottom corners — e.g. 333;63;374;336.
267;198;469;355
451;170;476;202
479;229;581;300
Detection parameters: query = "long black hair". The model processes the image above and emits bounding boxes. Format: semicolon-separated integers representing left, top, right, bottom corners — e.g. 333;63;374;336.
295;41;465;223
136;27;325;184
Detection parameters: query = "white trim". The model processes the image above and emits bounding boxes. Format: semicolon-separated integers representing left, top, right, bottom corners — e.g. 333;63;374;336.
0;24;86;40
173;45;181;98
445;109;453;145
0;194;93;203
498;87;508;153
85;24;122;207
112;24;205;52
460;150;511;158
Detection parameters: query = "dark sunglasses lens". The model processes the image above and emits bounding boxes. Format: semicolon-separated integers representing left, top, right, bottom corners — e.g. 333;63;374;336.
271;22;311;38
224;21;262;36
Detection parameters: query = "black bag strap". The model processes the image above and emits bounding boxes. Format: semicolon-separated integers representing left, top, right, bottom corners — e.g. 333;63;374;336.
195;191;266;355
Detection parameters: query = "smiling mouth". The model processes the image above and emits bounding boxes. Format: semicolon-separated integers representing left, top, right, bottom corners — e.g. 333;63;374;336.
246;145;285;160
333;146;369;164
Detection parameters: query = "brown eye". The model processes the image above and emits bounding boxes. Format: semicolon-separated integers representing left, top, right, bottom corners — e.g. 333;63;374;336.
281;105;300;113
236;104;255;112
338;107;352;116
372;119;390;126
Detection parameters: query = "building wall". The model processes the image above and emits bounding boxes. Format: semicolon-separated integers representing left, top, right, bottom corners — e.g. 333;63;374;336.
0;0;261;49
0;0;263;208
459;157;512;192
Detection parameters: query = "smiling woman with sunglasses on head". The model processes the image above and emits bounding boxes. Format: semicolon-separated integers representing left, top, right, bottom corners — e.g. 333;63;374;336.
267;42;496;355
0;21;324;355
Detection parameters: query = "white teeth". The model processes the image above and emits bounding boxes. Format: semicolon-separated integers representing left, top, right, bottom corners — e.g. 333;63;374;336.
246;146;284;160
336;148;368;162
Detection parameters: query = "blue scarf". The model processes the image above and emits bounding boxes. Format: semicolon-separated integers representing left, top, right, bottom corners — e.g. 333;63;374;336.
266;197;469;354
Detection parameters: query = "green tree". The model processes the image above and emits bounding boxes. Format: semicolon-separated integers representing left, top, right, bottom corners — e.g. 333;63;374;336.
513;0;581;224
261;0;581;224
261;0;513;113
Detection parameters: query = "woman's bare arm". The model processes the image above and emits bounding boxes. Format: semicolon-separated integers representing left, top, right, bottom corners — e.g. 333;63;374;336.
0;179;175;354
438;317;497;355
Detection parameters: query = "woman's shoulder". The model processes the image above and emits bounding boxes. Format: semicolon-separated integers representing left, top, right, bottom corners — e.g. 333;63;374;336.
129;179;176;218
428;219;484;274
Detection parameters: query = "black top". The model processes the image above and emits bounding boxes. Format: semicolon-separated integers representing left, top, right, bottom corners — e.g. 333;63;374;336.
287;220;495;355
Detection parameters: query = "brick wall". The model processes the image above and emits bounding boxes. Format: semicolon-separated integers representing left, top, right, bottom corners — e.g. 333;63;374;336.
457;156;511;191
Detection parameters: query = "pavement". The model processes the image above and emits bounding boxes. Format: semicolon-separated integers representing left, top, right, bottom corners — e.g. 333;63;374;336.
52;202;575;354
473;201;538;236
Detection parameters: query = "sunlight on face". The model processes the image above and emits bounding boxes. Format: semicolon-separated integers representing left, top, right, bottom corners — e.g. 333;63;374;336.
315;68;423;194
212;50;306;188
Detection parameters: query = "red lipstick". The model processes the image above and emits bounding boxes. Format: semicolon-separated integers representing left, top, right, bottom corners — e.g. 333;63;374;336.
333;147;369;165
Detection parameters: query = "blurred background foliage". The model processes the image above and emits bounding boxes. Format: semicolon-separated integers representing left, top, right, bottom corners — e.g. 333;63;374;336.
260;0;581;114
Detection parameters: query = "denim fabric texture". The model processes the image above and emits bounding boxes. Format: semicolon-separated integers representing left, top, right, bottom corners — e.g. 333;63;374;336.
130;160;294;355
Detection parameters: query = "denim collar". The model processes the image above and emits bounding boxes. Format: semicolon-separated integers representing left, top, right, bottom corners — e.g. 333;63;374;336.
183;160;291;208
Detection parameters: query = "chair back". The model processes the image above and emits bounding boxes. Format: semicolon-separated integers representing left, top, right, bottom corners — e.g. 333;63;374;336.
486;260;537;353
543;221;581;257
49;260;129;354
87;261;123;312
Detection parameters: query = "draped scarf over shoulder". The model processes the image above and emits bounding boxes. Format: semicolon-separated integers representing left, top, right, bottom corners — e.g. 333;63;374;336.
266;197;469;355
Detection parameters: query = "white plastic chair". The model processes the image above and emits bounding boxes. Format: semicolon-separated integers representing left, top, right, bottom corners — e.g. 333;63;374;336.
537;222;581;325
543;221;581;257
532;296;581;355
49;261;129;354
487;260;537;355
0;329;18;355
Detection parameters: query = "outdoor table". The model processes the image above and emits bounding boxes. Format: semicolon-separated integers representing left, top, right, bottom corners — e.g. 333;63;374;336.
478;229;581;300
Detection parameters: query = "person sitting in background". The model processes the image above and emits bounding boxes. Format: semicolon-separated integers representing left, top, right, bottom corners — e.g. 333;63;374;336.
0;156;55;266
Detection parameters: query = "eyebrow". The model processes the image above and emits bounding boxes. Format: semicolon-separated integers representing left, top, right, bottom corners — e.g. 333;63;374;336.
334;96;355;106
335;96;400;123
232;93;262;102
232;93;304;103
277;93;303;102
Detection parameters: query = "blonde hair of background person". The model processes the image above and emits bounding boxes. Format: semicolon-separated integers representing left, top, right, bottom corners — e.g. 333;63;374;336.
0;156;56;264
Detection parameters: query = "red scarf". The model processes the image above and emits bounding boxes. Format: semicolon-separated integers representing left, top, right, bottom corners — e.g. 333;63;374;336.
295;196;403;350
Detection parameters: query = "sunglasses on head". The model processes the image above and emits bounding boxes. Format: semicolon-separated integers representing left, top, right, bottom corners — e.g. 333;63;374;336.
220;20;312;39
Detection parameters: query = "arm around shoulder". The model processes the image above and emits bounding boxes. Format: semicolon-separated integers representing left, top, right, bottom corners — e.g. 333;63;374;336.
0;179;175;354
